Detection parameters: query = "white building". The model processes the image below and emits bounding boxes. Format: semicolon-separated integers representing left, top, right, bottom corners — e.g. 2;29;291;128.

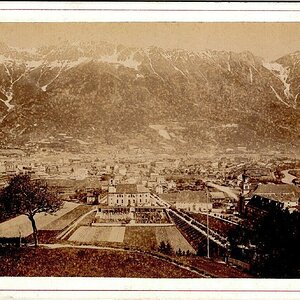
161;191;212;212
107;184;154;207
167;180;176;190
155;185;164;194
118;166;127;176
4;161;17;176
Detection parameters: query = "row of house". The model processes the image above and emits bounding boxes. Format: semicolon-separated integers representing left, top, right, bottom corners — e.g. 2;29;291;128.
239;183;300;218
160;190;212;212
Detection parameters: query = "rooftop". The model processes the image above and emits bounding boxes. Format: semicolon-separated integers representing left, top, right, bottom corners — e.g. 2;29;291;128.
161;190;209;204
254;184;300;202
247;195;284;211
210;192;226;200
46;178;102;189
114;184;150;194
255;184;300;194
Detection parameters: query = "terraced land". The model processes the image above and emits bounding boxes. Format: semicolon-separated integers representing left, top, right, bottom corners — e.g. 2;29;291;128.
123;226;158;250
42;205;94;231
187;212;238;236
68;225;194;253
155;226;195;253
0;202;79;238
69;226;126;243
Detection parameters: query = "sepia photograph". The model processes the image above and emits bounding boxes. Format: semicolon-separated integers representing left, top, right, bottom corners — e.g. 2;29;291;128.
0;2;300;299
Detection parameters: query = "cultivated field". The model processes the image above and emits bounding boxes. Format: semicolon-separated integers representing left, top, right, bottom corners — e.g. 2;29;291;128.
123;226;157;250
0;201;79;238
69;226;126;243
155;226;195;253
78;211;97;226
68;224;195;253
42;205;94;231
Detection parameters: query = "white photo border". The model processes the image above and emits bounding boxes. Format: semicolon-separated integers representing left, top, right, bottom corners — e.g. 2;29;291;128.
0;1;300;299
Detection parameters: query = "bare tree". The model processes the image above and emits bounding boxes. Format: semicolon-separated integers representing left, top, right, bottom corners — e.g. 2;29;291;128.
0;174;63;247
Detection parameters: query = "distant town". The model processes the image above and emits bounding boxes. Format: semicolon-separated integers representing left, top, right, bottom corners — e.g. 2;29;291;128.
1;145;299;278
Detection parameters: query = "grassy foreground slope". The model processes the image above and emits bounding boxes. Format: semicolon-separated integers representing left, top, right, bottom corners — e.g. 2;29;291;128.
0;246;201;278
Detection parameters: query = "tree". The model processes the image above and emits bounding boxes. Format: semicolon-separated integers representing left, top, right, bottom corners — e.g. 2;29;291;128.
158;241;173;255
177;248;182;256
165;242;173;255
196;243;204;256
158;241;166;253
228;208;300;278
250;209;300;278
0;174;63;247
74;189;87;203
195;179;202;186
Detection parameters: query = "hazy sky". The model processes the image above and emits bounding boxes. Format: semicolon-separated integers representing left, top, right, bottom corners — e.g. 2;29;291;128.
0;23;299;61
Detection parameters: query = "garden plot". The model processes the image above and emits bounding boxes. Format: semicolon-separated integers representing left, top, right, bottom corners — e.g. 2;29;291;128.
155;226;195;254
0;201;79;238
69;226;125;243
68;225;194;253
123;227;157;250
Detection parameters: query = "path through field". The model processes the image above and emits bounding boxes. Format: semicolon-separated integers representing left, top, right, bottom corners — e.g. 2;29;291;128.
56;207;96;239
43;205;94;231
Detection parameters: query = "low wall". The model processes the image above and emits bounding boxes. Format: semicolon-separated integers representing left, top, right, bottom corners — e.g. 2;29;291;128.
91;222;174;227
228;257;251;271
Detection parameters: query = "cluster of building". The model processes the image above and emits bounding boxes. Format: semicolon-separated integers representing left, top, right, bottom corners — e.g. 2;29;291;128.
240;182;300;219
1;149;300;220
95;183;170;225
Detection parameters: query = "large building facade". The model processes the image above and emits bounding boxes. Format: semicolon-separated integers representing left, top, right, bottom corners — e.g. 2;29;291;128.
95;184;170;224
107;184;154;207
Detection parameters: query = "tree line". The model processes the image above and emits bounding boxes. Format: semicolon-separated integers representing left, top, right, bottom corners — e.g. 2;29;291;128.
228;206;300;278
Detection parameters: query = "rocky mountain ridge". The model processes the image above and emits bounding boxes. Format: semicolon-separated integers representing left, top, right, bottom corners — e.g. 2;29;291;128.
0;41;299;154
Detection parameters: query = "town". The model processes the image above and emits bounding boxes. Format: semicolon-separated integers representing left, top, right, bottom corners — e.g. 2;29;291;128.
0;146;299;278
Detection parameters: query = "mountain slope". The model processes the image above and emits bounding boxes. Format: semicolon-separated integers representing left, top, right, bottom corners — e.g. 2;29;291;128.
0;41;299;153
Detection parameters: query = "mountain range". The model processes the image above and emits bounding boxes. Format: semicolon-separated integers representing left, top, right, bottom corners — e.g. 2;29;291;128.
0;41;299;155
